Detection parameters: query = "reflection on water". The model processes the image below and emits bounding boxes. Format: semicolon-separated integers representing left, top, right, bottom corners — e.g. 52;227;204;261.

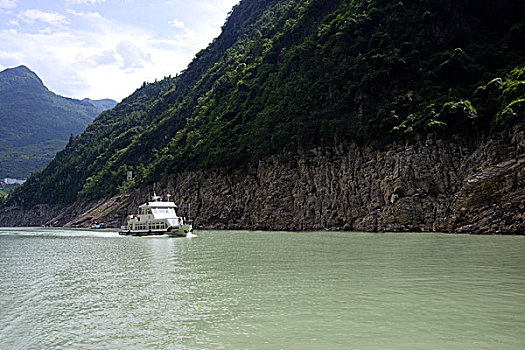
0;228;524;349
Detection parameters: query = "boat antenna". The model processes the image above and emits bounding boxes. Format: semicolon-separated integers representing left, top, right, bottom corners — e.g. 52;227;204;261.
152;191;161;201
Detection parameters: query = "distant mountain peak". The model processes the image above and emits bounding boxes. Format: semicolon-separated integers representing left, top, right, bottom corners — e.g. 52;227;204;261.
11;65;34;72
0;65;117;179
0;65;45;90
3;65;42;80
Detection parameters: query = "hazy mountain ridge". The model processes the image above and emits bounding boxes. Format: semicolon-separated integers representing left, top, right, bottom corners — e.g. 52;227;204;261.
82;98;119;111
0;65;117;178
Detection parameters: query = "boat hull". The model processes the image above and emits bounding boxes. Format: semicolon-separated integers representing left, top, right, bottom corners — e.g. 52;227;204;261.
119;224;192;237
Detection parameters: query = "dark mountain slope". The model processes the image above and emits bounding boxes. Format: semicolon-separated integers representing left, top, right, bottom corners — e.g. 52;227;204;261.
0;65;117;178
145;0;525;181
5;0;525;212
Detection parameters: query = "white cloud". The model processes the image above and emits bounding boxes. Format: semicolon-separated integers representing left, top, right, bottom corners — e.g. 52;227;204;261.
66;9;102;19
66;0;106;4
197;0;239;17
0;0;240;101
78;49;117;67
116;41;152;70
168;18;185;29
7;19;19;27
0;9;191;101
18;9;70;26
173;27;198;47
0;0;17;10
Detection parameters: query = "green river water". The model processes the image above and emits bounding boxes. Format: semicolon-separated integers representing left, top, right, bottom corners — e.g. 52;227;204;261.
0;228;523;349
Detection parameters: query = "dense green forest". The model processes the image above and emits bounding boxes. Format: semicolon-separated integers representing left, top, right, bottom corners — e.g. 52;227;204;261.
0;66;116;179
5;0;525;207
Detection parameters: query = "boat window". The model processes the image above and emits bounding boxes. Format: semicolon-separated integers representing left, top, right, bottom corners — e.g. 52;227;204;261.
151;207;176;216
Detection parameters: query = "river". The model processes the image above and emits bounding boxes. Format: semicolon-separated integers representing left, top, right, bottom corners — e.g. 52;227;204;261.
0;228;523;349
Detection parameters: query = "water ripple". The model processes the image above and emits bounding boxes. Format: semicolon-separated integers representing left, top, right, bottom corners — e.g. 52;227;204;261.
1;230;524;349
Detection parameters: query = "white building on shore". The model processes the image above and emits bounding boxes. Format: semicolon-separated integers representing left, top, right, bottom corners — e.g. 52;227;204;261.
3;178;26;185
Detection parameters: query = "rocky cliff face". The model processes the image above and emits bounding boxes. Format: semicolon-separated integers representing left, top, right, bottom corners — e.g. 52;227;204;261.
165;122;523;234
1;122;523;234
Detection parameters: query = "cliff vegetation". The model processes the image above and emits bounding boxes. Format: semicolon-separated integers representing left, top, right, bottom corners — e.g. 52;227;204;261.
5;0;525;212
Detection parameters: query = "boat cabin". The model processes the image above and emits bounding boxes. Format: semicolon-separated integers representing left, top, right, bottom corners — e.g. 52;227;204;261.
120;193;191;236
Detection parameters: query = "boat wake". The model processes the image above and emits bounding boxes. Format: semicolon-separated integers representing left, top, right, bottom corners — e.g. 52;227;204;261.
0;227;121;238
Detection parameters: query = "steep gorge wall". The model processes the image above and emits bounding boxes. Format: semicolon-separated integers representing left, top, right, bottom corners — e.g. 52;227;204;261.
1;122;523;233
165;122;523;234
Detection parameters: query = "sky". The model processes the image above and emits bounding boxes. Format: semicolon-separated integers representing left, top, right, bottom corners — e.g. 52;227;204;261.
0;0;240;101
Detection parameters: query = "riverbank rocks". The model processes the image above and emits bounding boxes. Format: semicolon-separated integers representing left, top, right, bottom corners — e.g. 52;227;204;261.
1;121;523;234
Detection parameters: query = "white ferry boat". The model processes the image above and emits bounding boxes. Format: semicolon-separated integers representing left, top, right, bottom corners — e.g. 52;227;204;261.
119;194;192;237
